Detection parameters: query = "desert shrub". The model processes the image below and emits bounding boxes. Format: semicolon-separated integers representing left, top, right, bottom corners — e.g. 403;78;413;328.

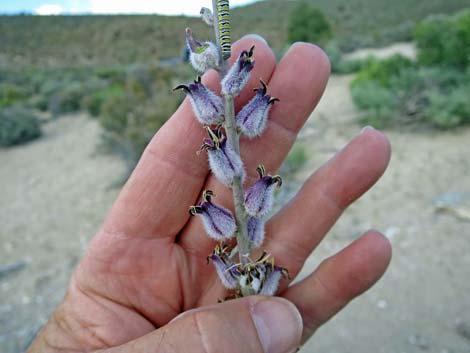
287;3;332;46
424;83;470;128
0;106;42;147
48;82;85;117
325;41;369;74
351;55;470;128
98;66;186;169
414;10;470;69
83;85;126;117
0;83;29;109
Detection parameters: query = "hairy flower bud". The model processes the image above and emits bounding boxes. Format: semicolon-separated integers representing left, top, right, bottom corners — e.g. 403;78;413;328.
208;245;239;289
247;217;265;248
259;266;289;296
244;165;282;218
190;190;236;240
236;80;279;138
221;46;255;97
200;127;246;186
238;252;287;296
186;28;219;73
200;7;214;26
174;76;224;126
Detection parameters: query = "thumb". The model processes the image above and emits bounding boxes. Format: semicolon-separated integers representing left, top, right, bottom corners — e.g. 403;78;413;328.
101;296;303;353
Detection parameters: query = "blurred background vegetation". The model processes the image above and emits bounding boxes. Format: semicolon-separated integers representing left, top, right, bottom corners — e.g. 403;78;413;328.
0;0;469;165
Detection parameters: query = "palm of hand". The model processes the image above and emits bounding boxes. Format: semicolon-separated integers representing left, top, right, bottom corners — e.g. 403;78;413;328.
30;36;392;352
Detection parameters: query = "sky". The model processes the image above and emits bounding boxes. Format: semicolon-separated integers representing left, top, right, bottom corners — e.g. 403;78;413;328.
0;0;260;16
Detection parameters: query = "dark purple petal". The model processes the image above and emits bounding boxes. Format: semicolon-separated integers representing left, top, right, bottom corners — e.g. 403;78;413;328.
175;78;224;125
244;176;277;217
209;253;238;289
199;200;236;240
208;139;246;186
221;47;255;96
247;217;265;248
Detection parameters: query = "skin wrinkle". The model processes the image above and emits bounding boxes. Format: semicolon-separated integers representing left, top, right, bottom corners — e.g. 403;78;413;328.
192;312;212;353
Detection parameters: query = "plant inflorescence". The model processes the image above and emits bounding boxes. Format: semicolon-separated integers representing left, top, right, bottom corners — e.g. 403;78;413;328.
174;0;288;298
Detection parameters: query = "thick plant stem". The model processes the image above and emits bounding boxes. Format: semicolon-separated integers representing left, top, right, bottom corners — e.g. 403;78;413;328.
212;0;251;265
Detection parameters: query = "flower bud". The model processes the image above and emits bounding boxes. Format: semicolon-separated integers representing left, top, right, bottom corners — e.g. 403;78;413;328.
200;127;246;186
247;217;265;248
221;46;255;97
244;165;282;218
208;245;239;289
174;76;224;126
200;7;214;26
259;265;289;296
238;252;287;296
186;28;219;73
236;80;279;138
190;190;236;240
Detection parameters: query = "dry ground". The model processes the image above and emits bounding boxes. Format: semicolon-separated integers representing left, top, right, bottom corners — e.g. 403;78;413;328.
1;45;469;352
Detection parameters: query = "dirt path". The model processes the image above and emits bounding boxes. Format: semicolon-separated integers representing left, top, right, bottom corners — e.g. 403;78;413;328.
295;75;470;353
0;114;126;351
1;48;469;352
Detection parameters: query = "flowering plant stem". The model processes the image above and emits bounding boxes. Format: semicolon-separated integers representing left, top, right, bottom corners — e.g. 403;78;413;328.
212;0;251;266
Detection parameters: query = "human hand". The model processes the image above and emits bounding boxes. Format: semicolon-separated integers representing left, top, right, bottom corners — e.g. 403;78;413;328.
27;35;392;353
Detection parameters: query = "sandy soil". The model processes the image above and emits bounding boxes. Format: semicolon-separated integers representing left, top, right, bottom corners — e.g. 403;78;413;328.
1;49;469;352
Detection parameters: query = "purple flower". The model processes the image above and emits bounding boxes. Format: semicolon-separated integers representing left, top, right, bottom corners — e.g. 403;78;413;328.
237;252;288;296
190;190;236;241
185;28;219;73
208;245;240;289
221;46;255;97
236;80;279;138
200;127;246;186
244;165;282;218
174;76;224;126
260;266;288;296
247;217;265;248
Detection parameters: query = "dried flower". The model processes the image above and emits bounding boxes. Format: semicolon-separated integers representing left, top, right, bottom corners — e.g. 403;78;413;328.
208;245;239;289
247;217;265;248
238;252;288;296
244;165;282;218
221;46;255;97
174;76;224;126
186;28;219;73
200;127;246;186
236;80;279;138
190;190;236;240
259;265;288;296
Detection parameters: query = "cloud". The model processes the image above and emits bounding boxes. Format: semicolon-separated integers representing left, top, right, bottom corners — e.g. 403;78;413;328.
35;4;64;15
89;0;258;16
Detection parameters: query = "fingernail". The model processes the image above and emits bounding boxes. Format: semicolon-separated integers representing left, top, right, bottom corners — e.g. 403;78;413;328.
361;125;376;134
243;33;268;45
251;298;303;353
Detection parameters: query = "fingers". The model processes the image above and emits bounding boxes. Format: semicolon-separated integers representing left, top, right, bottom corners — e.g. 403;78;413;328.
100;296;302;353
266;127;391;276
282;231;392;343
102;35;276;240
181;42;330;253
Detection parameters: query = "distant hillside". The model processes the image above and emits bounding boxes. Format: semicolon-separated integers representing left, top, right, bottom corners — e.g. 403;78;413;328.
0;0;468;69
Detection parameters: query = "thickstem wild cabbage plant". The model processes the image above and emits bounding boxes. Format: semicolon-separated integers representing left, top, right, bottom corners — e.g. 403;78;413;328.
174;0;288;299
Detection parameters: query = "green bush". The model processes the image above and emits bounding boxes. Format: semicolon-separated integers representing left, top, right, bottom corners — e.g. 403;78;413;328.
83;85;126;117
325;41;370;74
48;82;85;117
98;66;186;169
0;83;28;109
414;10;470;69
0;106;42;147
425;83;470;128
287;3;332;46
